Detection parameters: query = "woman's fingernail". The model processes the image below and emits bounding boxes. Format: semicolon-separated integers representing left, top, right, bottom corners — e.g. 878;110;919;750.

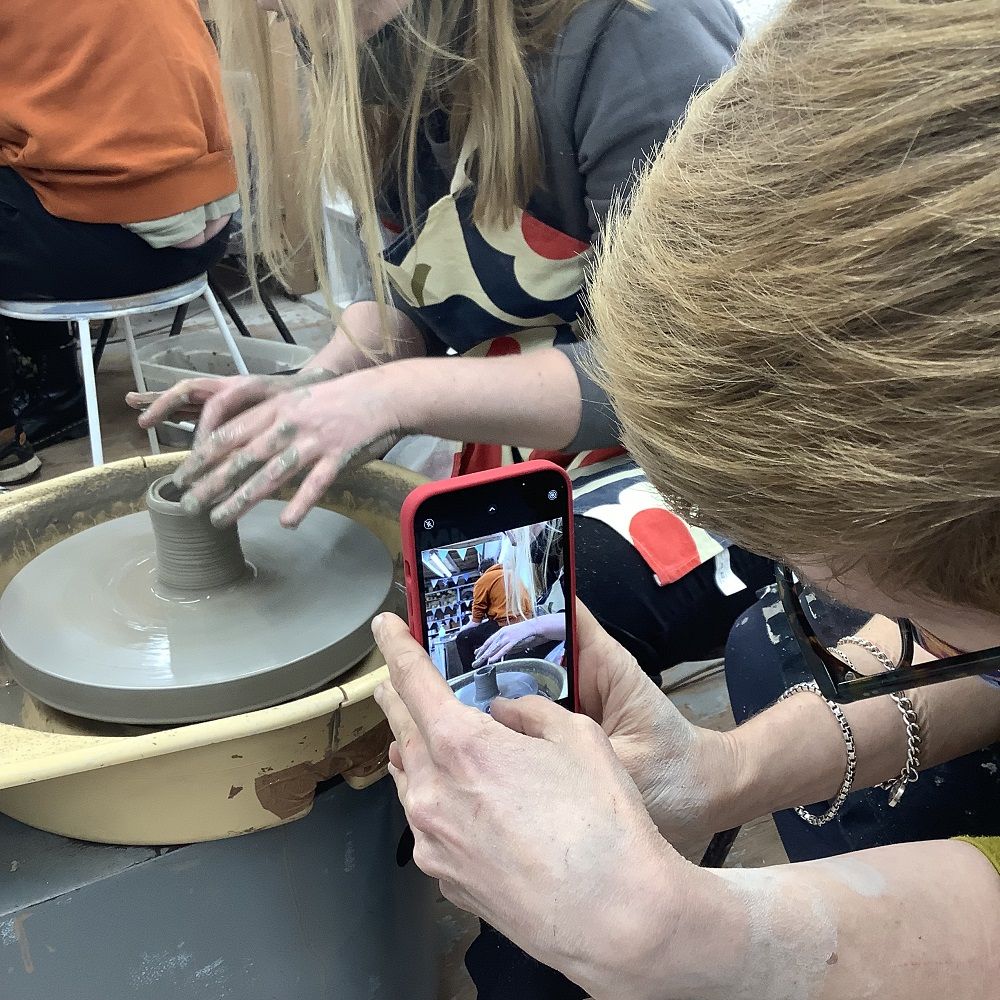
181;493;202;515
373;683;385;704
371;613;387;637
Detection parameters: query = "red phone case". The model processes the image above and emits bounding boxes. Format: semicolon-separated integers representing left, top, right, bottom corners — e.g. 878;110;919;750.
400;460;579;711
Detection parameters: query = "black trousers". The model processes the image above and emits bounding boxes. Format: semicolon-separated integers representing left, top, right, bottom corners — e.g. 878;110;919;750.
0;166;230;427
575;517;774;676
454;621;501;675
725;590;1000;860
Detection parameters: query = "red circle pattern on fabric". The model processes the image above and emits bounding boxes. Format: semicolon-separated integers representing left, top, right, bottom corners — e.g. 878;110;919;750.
520;214;589;261
485;336;522;358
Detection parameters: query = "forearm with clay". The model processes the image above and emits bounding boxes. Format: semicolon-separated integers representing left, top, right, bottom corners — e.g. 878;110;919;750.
634;840;1000;1000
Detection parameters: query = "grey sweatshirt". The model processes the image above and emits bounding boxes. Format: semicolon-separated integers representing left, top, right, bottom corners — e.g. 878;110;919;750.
383;0;744;449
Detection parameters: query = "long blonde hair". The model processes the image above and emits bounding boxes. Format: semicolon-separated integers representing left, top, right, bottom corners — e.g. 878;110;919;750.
590;0;1000;611
499;527;537;621
497;521;561;621
208;0;599;329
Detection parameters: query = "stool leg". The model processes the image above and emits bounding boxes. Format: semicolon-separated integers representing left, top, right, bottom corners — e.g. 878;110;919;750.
168;302;189;338
202;286;250;376
207;273;255;338
92;318;115;369
73;318;104;466
260;286;297;345
121;315;160;455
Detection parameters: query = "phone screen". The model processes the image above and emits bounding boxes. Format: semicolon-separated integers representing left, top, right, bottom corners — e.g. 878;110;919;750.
410;471;574;712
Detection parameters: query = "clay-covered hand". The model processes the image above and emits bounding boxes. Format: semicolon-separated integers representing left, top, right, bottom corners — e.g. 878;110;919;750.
126;367;337;439
472;613;565;666
371;612;686;999
573;604;735;855
167;368;406;529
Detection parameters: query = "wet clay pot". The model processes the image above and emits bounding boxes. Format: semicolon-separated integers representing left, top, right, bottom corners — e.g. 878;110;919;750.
448;658;568;709
0;455;423;845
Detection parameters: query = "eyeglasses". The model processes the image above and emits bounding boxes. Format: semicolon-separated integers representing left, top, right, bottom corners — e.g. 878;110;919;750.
775;565;1000;703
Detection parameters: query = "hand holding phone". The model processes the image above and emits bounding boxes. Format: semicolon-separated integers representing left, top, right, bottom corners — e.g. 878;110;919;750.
401;461;578;713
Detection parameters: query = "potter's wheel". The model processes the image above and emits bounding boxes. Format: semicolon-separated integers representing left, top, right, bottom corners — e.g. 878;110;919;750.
0;477;395;724
449;659;568;713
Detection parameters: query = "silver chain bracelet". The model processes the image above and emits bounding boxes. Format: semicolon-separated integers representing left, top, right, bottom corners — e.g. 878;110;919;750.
837;636;922;807
778;681;858;826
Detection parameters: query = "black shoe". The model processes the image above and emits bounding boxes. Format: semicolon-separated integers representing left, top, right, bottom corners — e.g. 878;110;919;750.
0;426;41;485
17;386;88;449
6;319;88;450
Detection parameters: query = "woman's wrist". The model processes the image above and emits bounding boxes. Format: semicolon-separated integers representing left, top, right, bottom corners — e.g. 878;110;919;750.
708;694;854;833
643;723;756;846
375;356;461;441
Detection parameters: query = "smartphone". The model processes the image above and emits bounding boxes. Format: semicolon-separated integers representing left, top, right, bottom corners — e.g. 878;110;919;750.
401;461;577;713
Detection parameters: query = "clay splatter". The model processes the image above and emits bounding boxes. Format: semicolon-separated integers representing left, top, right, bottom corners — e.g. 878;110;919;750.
130;947;193;988
194;957;226;980
761;598;785;646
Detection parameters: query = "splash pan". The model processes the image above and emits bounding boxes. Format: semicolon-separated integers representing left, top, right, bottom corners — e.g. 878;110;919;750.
0;455;421;844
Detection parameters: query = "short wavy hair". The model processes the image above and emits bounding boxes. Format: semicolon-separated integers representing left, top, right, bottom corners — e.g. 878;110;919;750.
590;0;1000;611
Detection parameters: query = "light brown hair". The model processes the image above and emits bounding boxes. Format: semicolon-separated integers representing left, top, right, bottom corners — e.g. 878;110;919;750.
590;0;1000;610
208;0;615;321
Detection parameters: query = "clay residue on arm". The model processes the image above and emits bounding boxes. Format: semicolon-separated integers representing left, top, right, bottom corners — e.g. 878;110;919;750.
700;840;1000;1000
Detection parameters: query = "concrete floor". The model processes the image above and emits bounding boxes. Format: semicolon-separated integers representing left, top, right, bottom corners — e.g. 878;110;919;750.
6;283;786;999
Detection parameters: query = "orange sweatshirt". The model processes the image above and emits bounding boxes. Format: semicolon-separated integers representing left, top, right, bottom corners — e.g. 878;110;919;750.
0;0;237;225
471;565;533;626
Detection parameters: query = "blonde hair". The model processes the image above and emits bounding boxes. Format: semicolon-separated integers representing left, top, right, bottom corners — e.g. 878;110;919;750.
498;521;561;620
208;0;604;331
499;527;537;621
590;0;1000;611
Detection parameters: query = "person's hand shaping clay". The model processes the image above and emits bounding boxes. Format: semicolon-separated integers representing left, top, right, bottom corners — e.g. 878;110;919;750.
472;613;565;666
371;609;685;995
126;367;337;439
161;368;407;528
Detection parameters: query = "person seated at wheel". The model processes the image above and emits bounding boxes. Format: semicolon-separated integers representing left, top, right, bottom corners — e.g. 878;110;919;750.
455;528;545;672
130;0;775;679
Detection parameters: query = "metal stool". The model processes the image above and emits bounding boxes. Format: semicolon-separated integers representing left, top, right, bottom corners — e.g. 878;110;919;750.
0;276;249;466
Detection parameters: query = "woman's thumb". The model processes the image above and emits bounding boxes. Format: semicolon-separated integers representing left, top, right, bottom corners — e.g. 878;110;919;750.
490;695;575;741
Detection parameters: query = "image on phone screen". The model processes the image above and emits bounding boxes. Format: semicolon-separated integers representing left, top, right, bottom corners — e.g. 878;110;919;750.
419;518;569;712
